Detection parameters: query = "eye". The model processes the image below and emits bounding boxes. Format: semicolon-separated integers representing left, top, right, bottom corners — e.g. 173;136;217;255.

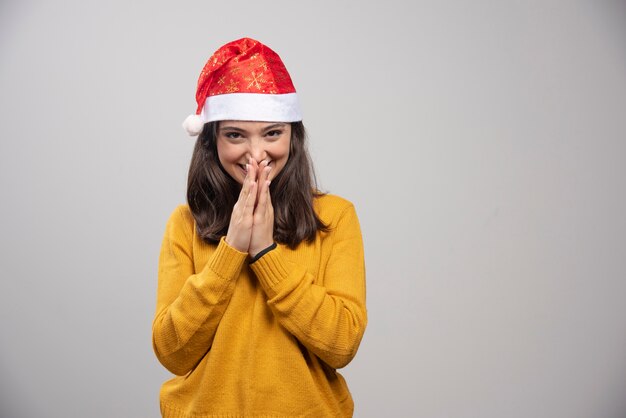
225;132;242;139
266;130;283;137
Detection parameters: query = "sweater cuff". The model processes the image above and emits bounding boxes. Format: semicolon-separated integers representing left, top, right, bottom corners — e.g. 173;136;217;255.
207;236;249;280
248;244;292;297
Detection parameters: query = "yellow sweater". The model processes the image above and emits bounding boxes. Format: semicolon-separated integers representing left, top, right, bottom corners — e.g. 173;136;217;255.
152;194;367;417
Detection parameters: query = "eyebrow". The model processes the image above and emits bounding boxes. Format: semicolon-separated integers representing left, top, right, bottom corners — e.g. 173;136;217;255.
219;123;286;133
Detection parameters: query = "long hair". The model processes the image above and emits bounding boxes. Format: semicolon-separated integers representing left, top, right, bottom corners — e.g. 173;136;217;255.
187;121;329;248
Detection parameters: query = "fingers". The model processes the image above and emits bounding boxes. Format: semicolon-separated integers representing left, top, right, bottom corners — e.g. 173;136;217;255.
226;159;258;253
248;172;274;257
236;167;249;204
238;158;256;198
232;159;257;225
266;177;273;215
242;176;257;220
252;160;271;220
256;160;272;202
234;157;270;222
255;175;271;218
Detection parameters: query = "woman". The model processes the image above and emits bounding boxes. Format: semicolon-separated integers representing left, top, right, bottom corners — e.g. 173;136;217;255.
152;37;367;418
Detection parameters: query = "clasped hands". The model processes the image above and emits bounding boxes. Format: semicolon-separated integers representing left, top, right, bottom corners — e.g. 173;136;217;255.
225;157;275;258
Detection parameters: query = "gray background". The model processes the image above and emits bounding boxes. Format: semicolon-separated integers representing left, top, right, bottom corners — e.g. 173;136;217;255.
1;0;625;417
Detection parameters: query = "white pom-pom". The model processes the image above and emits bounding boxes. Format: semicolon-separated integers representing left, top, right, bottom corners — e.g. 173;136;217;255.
182;114;204;136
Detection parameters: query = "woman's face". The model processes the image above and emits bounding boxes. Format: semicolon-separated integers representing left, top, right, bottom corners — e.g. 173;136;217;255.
216;120;292;185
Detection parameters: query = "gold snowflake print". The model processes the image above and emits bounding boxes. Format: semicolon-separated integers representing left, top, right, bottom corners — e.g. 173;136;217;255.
245;71;266;90
226;79;239;93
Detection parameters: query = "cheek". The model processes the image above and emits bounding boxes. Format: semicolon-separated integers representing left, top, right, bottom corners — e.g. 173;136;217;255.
217;142;241;164
270;141;291;178
271;139;291;161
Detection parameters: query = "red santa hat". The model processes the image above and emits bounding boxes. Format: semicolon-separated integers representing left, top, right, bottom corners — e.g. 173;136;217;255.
182;37;302;136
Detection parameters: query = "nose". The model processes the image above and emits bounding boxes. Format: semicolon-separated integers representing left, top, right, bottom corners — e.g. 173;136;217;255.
248;138;267;163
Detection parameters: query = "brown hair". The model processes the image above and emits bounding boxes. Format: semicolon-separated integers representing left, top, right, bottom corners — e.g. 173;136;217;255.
187;121;329;248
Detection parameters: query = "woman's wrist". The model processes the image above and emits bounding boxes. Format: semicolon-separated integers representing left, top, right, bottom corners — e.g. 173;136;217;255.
250;242;277;263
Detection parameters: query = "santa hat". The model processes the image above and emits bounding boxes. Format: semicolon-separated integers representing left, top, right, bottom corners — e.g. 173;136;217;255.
182;37;302;136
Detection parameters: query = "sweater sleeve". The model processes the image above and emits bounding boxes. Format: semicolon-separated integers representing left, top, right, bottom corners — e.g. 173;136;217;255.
249;203;367;369
152;206;248;376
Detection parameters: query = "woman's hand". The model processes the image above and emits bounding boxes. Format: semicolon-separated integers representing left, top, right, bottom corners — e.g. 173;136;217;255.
225;158;258;252
249;160;274;258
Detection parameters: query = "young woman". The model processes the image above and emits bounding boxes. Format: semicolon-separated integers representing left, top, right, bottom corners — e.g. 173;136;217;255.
152;37;367;418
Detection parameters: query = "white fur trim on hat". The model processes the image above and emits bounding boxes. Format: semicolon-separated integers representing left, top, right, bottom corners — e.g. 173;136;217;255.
182;93;301;136
203;92;301;123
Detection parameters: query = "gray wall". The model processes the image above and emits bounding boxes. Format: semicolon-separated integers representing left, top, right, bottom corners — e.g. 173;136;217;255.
1;1;625;417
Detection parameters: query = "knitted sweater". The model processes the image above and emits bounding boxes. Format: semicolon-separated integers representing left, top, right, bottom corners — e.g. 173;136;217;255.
152;194;367;418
